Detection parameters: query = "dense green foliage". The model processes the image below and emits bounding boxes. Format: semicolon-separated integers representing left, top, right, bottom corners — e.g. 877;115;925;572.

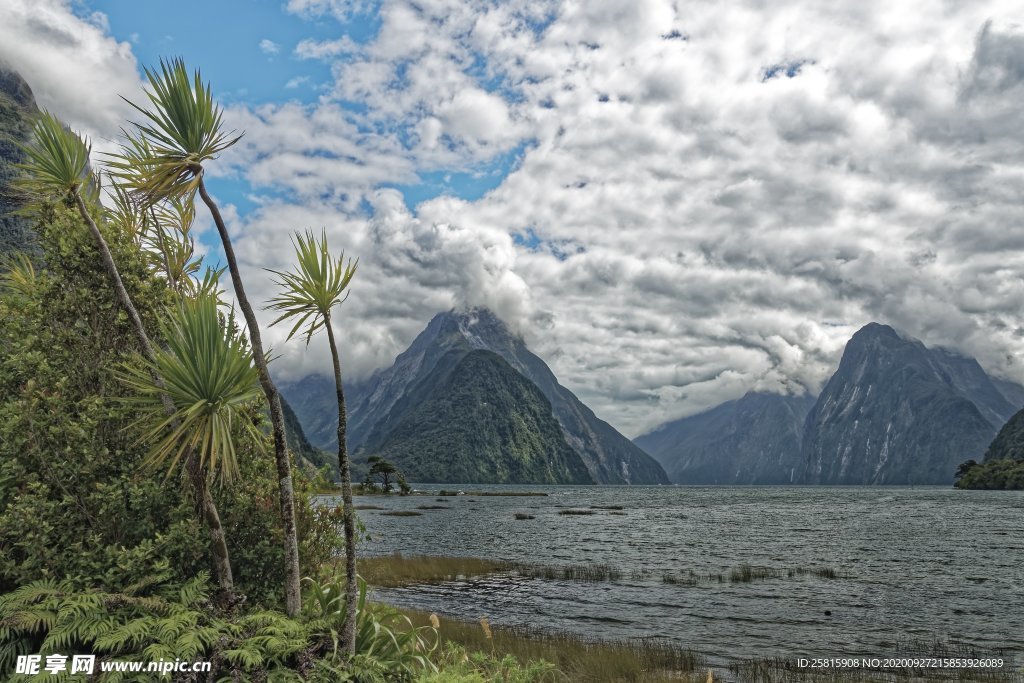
364;350;592;484
0;201;343;606
0;571;443;682
954;459;1024;490
983;407;1024;462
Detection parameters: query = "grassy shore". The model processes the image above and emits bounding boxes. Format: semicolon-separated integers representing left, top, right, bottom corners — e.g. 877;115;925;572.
401;607;706;683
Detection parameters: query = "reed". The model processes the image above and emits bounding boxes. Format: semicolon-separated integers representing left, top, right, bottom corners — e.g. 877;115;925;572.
516;562;622;582
515;513;536;520
400;607;706;683
358;553;515;587
558;509;596;516
380;510;422;517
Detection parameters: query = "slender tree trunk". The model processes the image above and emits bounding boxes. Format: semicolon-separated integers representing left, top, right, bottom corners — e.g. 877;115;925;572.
325;311;357;656
72;191;235;597
197;176;302;617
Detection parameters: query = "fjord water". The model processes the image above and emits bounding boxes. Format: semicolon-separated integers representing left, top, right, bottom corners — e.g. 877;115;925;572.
344;486;1023;665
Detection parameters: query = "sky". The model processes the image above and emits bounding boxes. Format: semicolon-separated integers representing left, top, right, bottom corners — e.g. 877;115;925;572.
1;0;1023;437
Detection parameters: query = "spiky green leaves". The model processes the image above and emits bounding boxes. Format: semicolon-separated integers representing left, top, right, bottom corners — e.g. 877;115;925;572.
17;112;96;203
110;58;241;203
267;230;357;345
0;253;39;298
117;294;263;484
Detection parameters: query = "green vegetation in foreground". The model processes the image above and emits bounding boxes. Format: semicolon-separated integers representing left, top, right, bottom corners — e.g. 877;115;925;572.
402;608;706;683
955;459;1024;490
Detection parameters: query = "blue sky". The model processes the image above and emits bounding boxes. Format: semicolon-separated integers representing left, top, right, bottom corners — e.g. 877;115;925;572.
83;0;521;247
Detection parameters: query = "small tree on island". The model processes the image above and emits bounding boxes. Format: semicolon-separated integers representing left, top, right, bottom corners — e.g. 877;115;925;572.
367;456;398;493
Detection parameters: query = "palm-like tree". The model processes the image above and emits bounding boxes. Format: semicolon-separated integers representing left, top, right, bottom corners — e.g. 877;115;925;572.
20;113;155;358
114;58;302;615
267;230;358;654
118;294;265;486
17;114;237;599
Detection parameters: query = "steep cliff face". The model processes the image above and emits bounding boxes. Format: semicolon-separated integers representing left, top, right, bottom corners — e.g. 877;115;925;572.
364;349;593;484
801;324;998;485
282;308;669;484
277;373;338;452
0;66;39;257
635;391;815;484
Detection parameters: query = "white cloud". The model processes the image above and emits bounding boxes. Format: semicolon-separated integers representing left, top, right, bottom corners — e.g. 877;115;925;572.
259;38;281;55
0;0;142;145
294;36;359;60
5;0;1024;439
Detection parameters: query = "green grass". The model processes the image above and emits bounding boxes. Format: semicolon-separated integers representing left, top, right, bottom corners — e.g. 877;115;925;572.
401;608;706;683
522;563;622;582
360;553;515;587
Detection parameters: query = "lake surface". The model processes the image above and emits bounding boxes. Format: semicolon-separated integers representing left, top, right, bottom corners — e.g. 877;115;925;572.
325;486;1024;666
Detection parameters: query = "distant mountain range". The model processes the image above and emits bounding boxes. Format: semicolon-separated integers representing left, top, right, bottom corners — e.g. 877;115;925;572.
280;308;669;485
638;323;1024;485
634;392;815;484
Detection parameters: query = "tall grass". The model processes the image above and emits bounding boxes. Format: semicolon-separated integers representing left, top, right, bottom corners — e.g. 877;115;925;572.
359;554;513;587
401;608;707;683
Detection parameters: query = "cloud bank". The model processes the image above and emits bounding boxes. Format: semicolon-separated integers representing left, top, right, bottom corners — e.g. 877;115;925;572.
4;0;1024;436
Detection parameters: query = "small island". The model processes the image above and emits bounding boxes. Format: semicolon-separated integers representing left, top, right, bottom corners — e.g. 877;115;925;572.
954;459;1024;490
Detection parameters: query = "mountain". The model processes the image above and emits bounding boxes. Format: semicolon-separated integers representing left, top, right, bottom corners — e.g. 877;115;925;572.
277;373;338;453
801;323;1003;485
0;65;39;257
991;377;1024;412
281;308;669;485
363;349;592;484
280;395;337;478
634;391;816;484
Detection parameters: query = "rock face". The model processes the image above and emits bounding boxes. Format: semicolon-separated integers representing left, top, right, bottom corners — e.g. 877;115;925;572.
363;349;593;484
277;373;338;453
635;392;815;484
281;308;669;485
280;395;336;477
801;323;1008;485
637;323;1024;485
0;65;39;257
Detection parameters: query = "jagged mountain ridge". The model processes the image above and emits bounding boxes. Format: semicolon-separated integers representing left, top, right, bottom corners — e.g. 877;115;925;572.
364;349;593;484
281;308;669;485
635;391;816;484
801;323;1015;484
636;323;1024;485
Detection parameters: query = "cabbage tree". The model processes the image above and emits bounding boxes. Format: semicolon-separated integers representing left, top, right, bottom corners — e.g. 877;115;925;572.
268;230;358;653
